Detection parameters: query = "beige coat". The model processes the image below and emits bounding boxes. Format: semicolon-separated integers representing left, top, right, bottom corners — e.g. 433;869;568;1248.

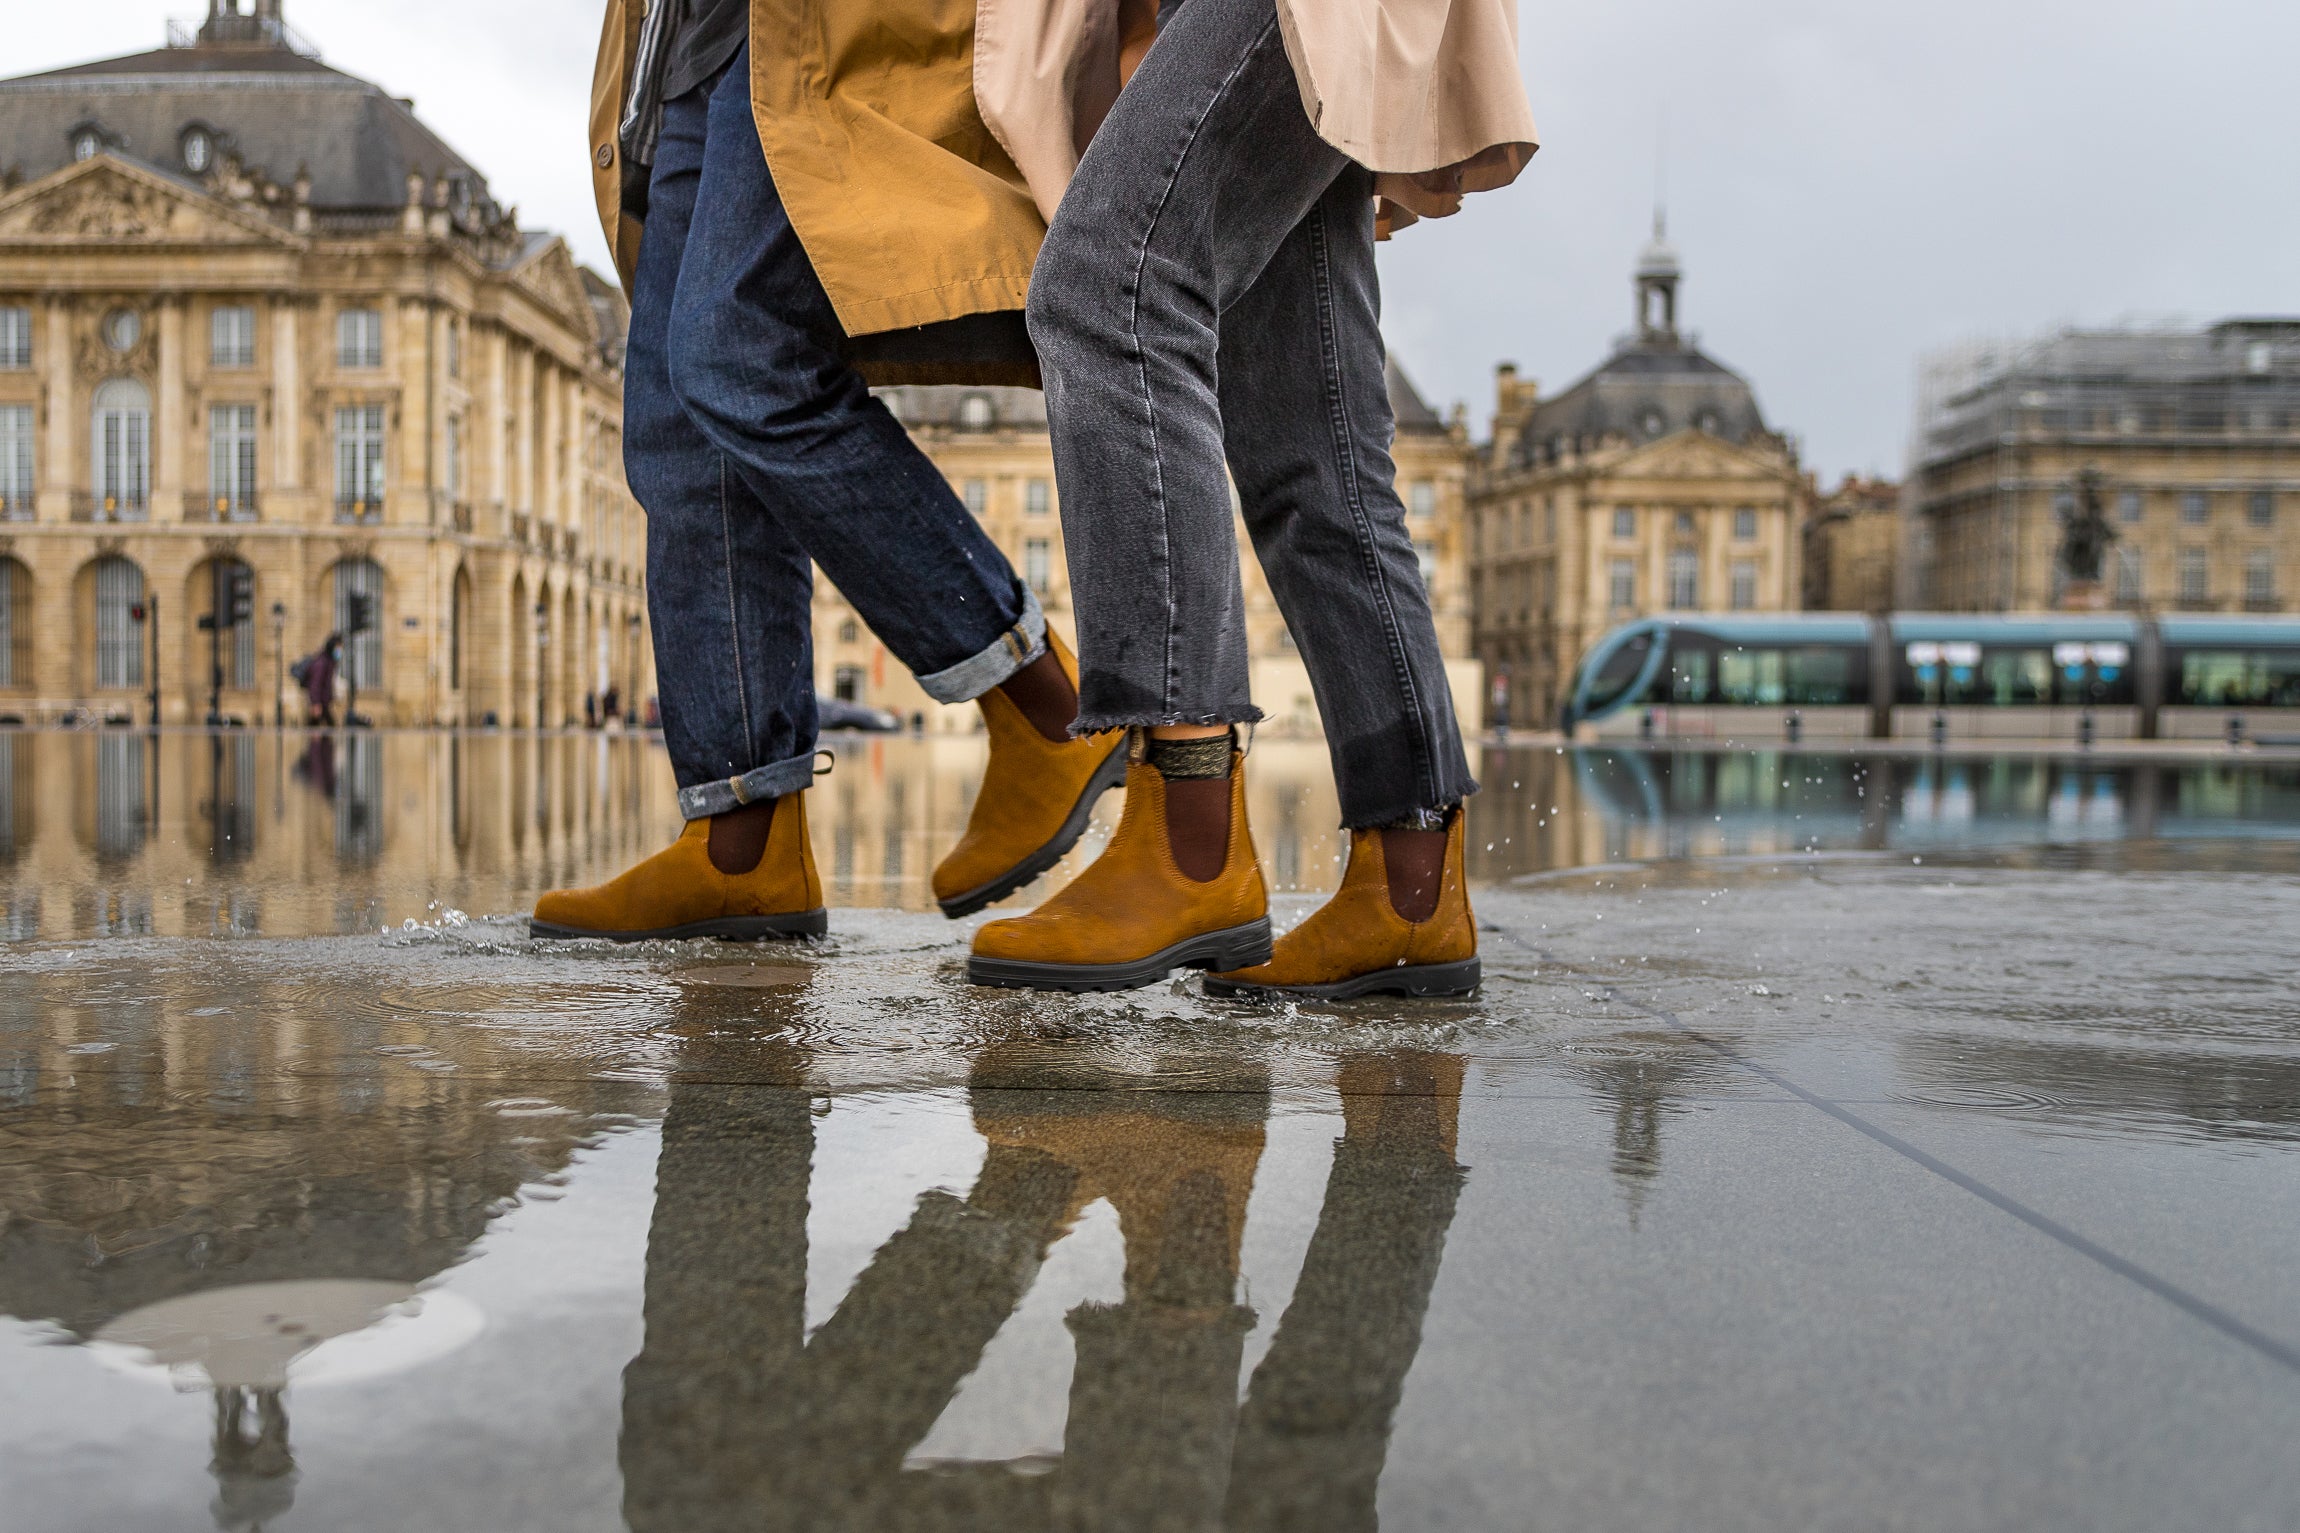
589;0;1533;373
978;0;1538;228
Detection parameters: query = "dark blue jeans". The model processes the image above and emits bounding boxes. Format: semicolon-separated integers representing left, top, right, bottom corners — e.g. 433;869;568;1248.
1026;0;1475;827
626;48;1043;821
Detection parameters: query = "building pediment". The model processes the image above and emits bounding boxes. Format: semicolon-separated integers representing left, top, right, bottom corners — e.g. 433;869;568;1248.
0;155;300;249
508;238;598;344
1608;428;1788;483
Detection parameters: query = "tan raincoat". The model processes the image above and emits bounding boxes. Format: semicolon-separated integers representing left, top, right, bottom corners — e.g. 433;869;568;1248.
587;0;1536;382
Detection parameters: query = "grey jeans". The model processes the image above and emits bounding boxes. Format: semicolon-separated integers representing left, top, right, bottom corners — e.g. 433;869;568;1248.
1027;0;1476;827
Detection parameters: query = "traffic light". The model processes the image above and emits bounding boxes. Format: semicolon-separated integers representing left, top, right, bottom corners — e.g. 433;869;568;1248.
346;592;375;635
228;567;255;627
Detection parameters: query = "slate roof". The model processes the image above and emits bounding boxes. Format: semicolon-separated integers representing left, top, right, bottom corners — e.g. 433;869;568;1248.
1514;338;1771;468
1387;355;1448;434
0;33;490;219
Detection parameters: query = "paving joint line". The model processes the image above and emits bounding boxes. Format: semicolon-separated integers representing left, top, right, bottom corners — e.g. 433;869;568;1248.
1484;923;2300;1377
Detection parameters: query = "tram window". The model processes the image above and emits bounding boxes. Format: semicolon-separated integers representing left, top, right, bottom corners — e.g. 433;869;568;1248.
1580;632;1654;714
2173;649;2300;707
1669;647;1712;702
1902;641;2136;705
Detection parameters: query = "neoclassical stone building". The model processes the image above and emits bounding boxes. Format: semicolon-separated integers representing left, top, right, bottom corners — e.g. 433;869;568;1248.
1468;225;1809;727
0;3;646;727
1908;320;2298;613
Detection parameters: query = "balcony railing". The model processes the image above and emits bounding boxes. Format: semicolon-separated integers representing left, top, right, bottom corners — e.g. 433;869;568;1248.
70;492;149;523
0;491;33;521
185;491;259;523
450;501;474;532
335;497;383;525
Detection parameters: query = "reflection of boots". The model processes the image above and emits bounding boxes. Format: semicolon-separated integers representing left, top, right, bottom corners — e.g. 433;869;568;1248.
1207;809;1478;999
934;632;1127;918
968;747;1269;991
530;792;826;940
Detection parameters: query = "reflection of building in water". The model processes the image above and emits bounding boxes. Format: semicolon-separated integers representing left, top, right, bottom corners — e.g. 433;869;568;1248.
1555;1035;1739;1227
0;728;682;936
1460;746;2300;881
620;1043;1468;1531
0;959;652;1528
1898;1034;2300;1146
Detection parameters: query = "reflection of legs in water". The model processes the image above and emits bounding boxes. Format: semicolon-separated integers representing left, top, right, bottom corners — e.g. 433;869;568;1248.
967;1068;1271;1531
1225;1053;1469;1533
620;1065;1085;1533
619;1078;815;1533
210;1385;297;1532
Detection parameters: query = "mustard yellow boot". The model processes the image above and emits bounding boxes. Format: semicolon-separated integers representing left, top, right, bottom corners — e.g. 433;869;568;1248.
933;631;1127;918
968;743;1270;992
1205;808;1478;999
529;791;826;941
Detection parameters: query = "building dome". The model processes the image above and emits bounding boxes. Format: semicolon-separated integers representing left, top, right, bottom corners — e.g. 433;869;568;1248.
1511;218;1772;467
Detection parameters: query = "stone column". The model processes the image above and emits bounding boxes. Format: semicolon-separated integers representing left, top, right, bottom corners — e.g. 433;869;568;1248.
39;299;72;520
268;297;299;500
158;299;190;526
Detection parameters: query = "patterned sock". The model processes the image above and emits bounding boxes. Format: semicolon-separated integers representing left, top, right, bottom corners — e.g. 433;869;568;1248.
1147;733;1233;780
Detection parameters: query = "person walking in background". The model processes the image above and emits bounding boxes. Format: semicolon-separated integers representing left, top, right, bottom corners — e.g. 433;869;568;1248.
967;0;1536;996
298;634;340;729
531;0;1135;942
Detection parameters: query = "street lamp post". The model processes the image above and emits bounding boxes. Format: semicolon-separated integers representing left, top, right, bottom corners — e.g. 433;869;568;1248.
534;601;550;730
271;602;287;729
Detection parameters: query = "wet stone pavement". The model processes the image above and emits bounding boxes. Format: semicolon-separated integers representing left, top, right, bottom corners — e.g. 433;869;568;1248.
3;731;2299;1531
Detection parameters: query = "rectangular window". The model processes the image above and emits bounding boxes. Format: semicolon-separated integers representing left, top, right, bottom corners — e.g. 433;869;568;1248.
2115;546;2143;603
962;479;987;516
1674;510;1697;535
2180;490;2210;525
337;308;384;369
2117;490;2143;524
1612;507;1636;540
1409;481;1437;518
1730;560;1758;610
210;305;255;368
446;415;464;498
0;405;32;517
2179;547;2209;604
1609;557;1636;609
334;405;386;518
445;318;462;379
1733;506;1757;540
208;405;257;517
1415;539;1437;588
2249;491;2275;528
0;307;32;369
1668;549;1699;609
1543;497;1556;540
1024;478;1050;517
2246;551;2276;608
833;664;865;703
1024;537;1052;594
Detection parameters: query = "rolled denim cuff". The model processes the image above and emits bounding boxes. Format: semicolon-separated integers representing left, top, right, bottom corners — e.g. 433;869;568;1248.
914;587;1047;704
677;750;817;821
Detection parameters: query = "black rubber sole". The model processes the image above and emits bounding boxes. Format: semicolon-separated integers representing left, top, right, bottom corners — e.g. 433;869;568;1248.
967;918;1273;993
1203;955;1482;1001
938;741;1130;919
527;908;829;943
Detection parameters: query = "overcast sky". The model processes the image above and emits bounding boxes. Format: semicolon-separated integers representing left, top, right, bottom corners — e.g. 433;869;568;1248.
17;1;2300;479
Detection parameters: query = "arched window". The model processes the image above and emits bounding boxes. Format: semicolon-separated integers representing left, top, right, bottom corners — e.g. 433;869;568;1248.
956;393;995;430
450;566;472;692
92;555;145;688
0;557;29;687
332;558;384;690
91;378;151;519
